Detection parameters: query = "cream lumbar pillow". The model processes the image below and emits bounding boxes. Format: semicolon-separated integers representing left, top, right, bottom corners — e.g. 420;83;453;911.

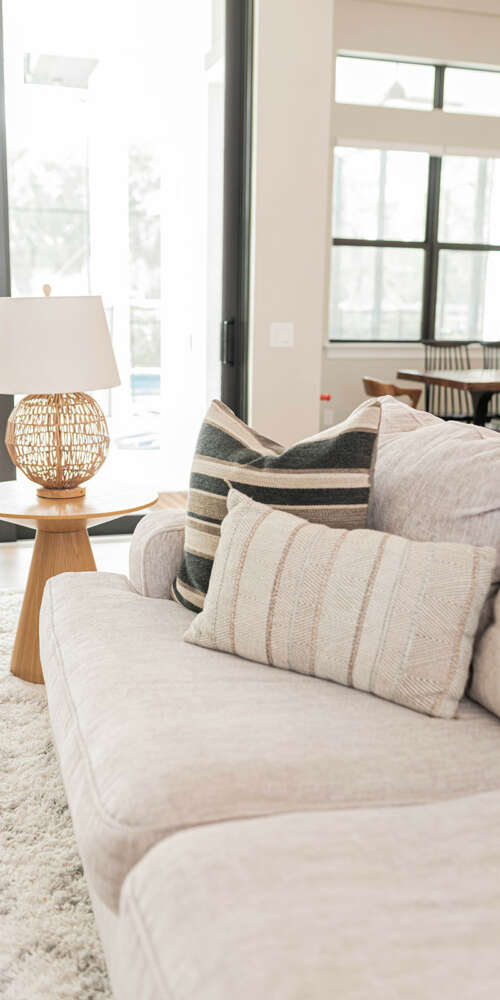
184;489;495;719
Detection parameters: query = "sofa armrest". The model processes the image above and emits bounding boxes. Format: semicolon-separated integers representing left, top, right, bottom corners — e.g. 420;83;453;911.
129;509;186;599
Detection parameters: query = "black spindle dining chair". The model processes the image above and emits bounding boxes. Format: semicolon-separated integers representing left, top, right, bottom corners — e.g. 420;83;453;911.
422;340;475;421
482;341;500;424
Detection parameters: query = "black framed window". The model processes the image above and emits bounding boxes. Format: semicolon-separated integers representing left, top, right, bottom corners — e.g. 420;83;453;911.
330;58;500;342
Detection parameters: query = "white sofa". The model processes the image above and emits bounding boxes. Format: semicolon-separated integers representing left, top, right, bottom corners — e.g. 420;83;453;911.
40;400;500;1000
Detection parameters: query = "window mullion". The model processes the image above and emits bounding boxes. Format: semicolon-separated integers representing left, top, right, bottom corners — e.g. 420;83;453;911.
420;65;445;343
332;239;427;250
422;155;441;340
434;64;445;111
437;242;500;252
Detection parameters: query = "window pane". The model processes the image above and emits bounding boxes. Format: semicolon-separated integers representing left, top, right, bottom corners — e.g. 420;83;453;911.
333;147;429;240
435;250;500;341
335;56;435;110
444;67;500;117
4;0;225;491
329;246;424;340
130;306;161;368
439;156;500;245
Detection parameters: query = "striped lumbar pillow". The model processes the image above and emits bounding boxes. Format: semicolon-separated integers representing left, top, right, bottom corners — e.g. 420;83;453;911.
184;489;495;719
172;399;381;611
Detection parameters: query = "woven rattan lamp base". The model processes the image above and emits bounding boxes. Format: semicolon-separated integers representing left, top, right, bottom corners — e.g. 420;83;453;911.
6;392;110;496
37;486;87;499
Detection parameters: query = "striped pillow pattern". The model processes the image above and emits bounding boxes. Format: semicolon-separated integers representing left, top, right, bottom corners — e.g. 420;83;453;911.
184;490;495;719
172;399;381;611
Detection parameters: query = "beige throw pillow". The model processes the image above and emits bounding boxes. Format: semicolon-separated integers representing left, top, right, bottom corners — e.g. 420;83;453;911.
184;490;495;719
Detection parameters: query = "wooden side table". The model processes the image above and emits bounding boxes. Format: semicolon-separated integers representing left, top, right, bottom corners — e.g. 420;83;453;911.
0;482;158;684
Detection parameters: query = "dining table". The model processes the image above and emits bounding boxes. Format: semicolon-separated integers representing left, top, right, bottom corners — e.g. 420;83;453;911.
397;368;500;426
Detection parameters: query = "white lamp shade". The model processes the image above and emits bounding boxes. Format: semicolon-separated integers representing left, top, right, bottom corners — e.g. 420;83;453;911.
0;296;121;394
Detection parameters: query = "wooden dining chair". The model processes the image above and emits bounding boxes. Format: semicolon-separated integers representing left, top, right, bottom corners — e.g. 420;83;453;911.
422;340;475;420
362;377;421;409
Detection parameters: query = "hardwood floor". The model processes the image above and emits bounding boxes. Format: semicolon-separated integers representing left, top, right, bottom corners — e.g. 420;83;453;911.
157;491;188;510
0;536;131;590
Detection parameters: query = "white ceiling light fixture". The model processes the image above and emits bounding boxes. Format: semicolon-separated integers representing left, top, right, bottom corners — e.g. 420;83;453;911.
384;80;406;104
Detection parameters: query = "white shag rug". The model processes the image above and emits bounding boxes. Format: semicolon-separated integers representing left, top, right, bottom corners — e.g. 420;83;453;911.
0;590;112;999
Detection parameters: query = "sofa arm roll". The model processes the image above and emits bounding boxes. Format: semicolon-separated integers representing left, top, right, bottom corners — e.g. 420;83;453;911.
129;509;186;599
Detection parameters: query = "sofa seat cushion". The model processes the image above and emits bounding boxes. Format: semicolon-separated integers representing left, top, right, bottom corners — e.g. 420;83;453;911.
117;793;500;1000
41;572;500;912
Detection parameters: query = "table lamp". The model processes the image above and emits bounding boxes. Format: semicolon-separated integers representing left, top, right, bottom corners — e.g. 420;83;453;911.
0;294;120;499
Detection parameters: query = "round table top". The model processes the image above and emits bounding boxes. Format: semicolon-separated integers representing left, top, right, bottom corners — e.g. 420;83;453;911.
0;480;158;524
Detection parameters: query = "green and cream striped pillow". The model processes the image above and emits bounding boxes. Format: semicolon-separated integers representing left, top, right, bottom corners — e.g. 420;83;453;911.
172;399;381;611
185;490;495;719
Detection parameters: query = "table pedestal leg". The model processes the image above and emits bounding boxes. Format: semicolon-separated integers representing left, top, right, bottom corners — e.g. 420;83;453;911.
10;527;97;684
470;390;494;427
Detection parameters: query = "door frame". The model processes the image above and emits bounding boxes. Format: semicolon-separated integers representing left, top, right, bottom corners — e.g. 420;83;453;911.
0;2;14;542
220;0;253;421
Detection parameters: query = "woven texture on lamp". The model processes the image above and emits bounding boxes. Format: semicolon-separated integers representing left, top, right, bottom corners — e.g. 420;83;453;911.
6;393;109;491
0;295;120;499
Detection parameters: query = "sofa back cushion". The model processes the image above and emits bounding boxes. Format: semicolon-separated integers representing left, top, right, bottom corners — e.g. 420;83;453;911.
373;394;442;443
369;414;500;633
185;489;495;719
173;399;381;612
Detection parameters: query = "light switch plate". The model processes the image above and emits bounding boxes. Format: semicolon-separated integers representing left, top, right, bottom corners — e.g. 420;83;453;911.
270;322;294;348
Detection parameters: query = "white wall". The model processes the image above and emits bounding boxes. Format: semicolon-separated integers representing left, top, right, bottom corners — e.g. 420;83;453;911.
335;0;500;67
322;344;423;423
249;0;335;445
322;342;486;423
249;0;500;435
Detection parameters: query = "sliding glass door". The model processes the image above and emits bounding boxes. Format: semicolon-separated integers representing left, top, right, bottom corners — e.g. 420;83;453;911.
0;0;251;537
